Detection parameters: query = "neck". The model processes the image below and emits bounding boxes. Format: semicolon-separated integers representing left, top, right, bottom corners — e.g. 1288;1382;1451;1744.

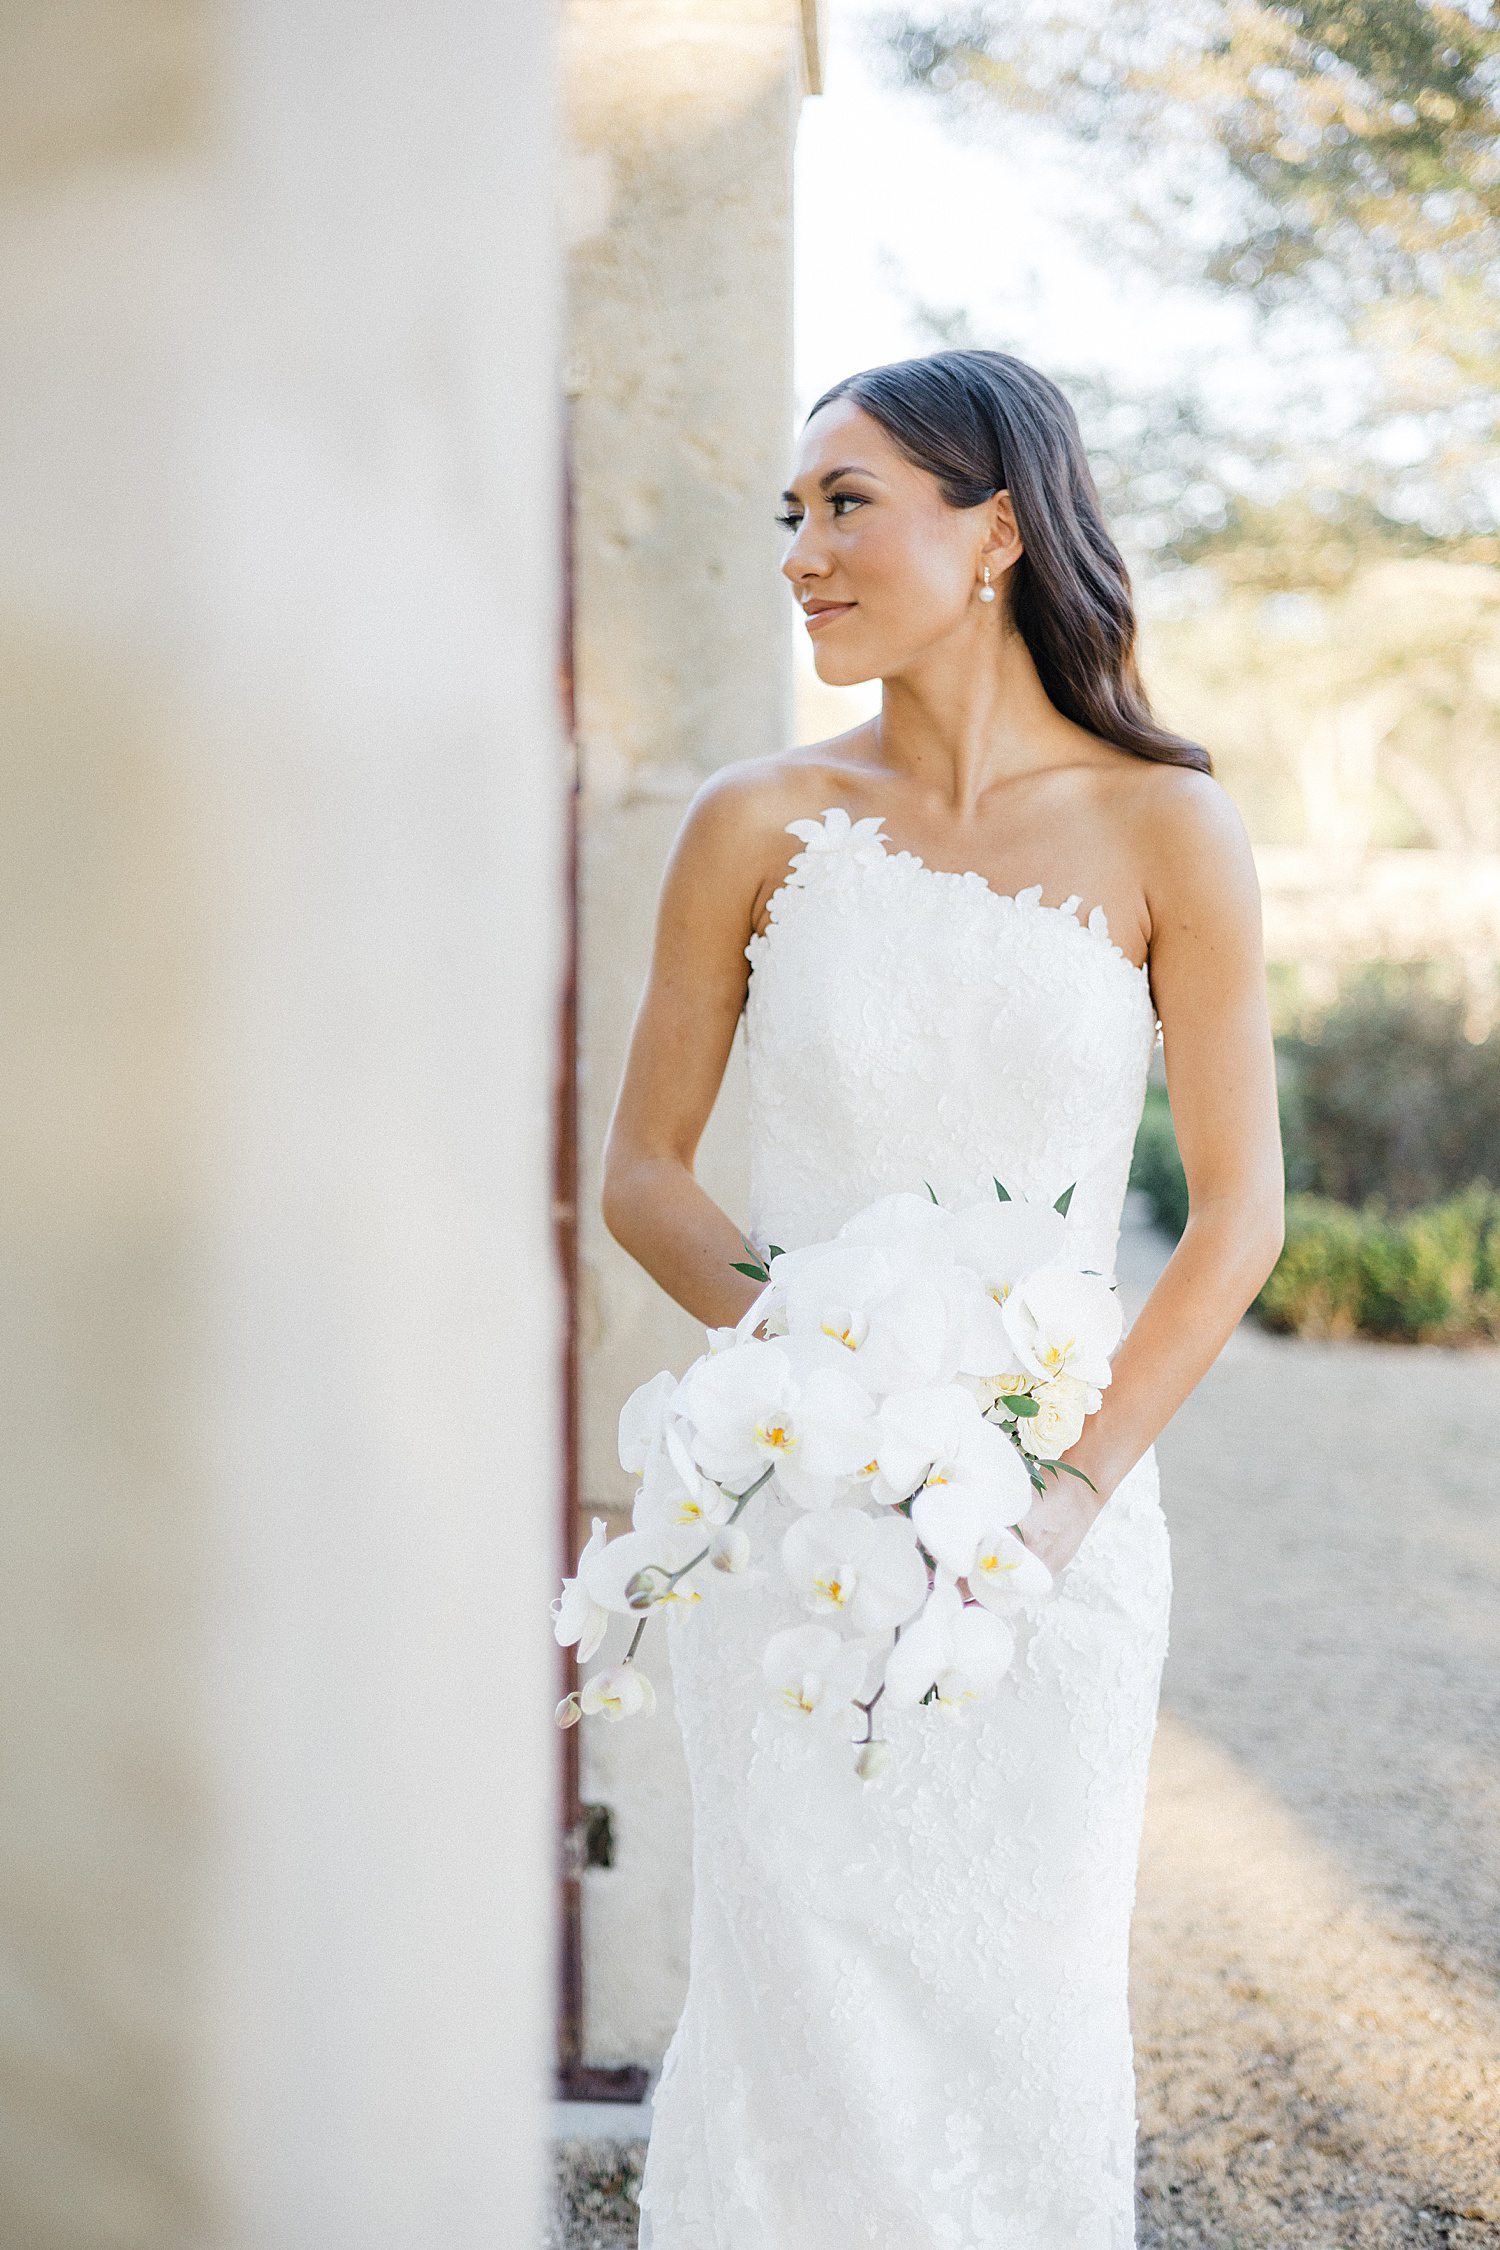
873;612;1076;812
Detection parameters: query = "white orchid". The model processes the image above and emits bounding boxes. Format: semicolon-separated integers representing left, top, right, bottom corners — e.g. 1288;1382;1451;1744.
632;1434;736;1540
674;1336;877;1507
582;1521;705;1614
834;1187;958;1263
780;1505;929;1633
883;1574;1017;1712
933;1259;1016;1381
966;1522;1053;1617
872;1383;1032;1527
947;1193;1068;1307
773;1240;956;1394
620;1367;731;1537
731;1277;784;1343
762;1621;871;1724
556;1177;1114;1768
672;1336;798;1484
551;1515;612;1662
1001;1261;1123;1388
617;1370;679;1474
912;1480;1027;1580
579;1662;657;1720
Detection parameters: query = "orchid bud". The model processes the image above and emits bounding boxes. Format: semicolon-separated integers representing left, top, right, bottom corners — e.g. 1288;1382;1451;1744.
624;1564;673;1611
579;1663;657;1720
709;1524;752;1574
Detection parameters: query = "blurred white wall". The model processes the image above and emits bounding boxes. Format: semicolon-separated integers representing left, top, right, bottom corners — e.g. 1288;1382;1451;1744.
0;5;563;2246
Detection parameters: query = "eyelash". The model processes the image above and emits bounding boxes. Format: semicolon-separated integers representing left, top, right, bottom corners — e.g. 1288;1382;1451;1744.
775;492;866;530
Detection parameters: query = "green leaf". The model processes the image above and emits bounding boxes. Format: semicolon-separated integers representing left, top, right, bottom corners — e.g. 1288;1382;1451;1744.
1001;1393;1040;1416
730;1260;769;1281
924;1180;939;1203
766;1244;784;1262
993;1177;1012;1202
1052;1461;1099;1490
1054;1182;1075;1216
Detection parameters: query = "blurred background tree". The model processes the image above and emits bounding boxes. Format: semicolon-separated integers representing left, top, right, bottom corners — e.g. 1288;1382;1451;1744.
875;0;1500;584
1146;557;1500;852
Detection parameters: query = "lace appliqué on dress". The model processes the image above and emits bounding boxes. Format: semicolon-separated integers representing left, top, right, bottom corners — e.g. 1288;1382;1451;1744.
637;806;1173;2250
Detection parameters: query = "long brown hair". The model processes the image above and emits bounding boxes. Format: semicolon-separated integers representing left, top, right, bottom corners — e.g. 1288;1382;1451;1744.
807;349;1211;774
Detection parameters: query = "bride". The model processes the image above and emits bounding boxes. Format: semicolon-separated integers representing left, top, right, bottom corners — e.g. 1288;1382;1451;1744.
599;348;1286;2250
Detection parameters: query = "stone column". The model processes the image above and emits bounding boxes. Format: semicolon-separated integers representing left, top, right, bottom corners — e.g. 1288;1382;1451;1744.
564;0;815;2065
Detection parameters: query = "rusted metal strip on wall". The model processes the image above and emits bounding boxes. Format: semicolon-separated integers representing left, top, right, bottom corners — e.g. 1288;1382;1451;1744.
554;419;649;2105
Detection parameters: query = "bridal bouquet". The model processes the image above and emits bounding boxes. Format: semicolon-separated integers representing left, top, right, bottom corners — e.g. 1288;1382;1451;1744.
552;1181;1122;1776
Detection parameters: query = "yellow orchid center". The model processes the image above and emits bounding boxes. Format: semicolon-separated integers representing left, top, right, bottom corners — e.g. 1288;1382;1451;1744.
781;1684;817;1714
814;1572;848;1606
756;1419;796;1453
821;1319;859;1349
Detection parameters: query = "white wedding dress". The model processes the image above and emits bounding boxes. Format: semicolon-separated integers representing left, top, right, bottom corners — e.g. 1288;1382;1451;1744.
635;805;1174;2250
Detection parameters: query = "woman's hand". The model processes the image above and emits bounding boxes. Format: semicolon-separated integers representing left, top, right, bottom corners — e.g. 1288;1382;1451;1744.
1015;1474;1108;1578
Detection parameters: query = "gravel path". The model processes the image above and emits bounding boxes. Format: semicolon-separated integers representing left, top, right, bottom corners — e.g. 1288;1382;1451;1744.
1121;1215;1500;2248
553;1214;1500;2247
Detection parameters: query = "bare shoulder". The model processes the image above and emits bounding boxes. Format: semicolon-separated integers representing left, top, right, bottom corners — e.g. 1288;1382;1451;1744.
666;729;878;896
1118;762;1261;937
674;746;822;853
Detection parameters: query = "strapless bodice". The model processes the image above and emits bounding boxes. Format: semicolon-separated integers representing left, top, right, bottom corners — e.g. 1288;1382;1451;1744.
741;805;1162;1279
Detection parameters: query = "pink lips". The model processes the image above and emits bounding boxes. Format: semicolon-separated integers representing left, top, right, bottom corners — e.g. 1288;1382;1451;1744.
802;602;855;633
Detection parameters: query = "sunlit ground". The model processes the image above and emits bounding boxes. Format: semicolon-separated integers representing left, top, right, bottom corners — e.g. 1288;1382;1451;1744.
1125;1223;1500;2248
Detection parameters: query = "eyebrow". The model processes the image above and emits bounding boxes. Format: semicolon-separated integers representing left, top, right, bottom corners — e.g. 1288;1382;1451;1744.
779;464;883;504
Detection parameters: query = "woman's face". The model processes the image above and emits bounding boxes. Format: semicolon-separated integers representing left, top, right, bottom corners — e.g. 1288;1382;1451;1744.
778;398;1012;686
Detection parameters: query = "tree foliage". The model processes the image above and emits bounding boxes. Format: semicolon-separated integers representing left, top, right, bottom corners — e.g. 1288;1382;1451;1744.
878;0;1500;559
1140;556;1500;850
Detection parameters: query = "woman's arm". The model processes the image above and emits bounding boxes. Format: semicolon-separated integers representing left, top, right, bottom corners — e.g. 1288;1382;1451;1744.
601;768;785;1329
1018;770;1287;1573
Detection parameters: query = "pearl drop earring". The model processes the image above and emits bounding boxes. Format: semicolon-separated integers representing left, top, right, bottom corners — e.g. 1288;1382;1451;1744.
977;562;996;604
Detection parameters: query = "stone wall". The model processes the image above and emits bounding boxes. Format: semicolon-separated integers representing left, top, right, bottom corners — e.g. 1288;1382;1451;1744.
564;0;816;2066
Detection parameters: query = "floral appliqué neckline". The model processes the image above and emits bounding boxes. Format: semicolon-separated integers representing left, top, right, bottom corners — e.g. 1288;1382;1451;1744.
752;804;1154;986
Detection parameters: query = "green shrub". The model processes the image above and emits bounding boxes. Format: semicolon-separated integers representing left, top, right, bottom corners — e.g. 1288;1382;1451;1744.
1253;1196;1368;1338
1254;1184;1500;1344
1275;967;1500;1211
1128;1040;1500;1339
1128;1081;1189;1238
